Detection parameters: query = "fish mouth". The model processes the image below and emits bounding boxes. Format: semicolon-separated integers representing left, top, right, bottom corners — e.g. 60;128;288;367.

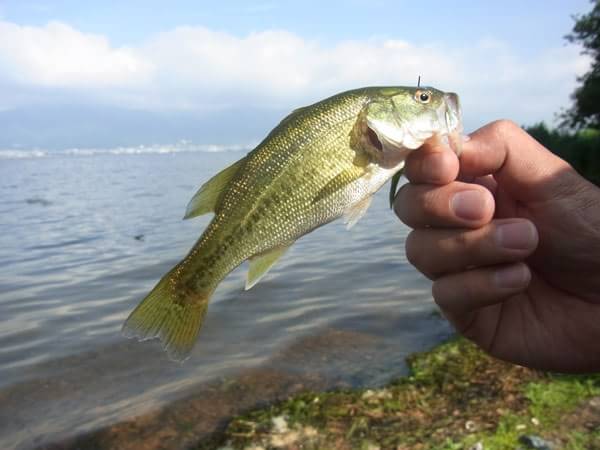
440;92;463;155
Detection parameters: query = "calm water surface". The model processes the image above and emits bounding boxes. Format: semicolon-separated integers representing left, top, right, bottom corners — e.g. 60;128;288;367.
0;148;451;449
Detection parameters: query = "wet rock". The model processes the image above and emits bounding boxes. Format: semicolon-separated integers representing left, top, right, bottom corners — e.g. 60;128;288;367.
518;434;554;450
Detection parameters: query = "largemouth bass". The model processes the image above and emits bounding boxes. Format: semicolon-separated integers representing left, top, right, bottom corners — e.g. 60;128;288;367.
123;86;463;361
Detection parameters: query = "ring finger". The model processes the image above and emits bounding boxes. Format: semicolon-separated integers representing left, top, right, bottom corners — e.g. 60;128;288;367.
405;218;538;279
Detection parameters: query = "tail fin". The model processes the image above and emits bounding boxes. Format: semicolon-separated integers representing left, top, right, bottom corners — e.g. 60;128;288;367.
122;273;210;362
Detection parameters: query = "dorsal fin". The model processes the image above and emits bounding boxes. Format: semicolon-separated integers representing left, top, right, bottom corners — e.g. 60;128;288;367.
278;106;308;126
184;157;246;219
245;245;291;290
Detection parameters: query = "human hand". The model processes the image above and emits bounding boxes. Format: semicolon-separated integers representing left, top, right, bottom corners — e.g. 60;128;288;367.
395;120;600;372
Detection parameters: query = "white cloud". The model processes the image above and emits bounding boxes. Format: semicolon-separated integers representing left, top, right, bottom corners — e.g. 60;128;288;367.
0;21;152;87
0;20;591;128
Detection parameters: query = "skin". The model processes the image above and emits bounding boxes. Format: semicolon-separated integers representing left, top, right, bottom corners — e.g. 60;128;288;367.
394;120;600;373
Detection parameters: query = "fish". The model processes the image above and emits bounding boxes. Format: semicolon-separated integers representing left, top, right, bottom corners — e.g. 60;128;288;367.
122;86;463;361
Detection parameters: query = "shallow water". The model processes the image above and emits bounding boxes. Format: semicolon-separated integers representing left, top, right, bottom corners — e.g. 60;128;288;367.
0;148;451;449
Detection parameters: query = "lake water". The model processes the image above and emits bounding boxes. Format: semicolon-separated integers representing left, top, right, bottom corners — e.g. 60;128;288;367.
0;147;452;449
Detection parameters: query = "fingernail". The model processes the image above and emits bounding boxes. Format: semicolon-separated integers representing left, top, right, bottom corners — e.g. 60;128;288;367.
421;152;446;182
495;221;537;250
451;190;486;221
494;264;529;289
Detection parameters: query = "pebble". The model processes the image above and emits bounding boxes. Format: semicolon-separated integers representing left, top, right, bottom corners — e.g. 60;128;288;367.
518;434;555;450
465;420;476;432
271;416;289;434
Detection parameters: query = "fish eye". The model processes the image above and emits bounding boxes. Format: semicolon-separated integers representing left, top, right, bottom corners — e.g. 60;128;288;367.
415;90;431;104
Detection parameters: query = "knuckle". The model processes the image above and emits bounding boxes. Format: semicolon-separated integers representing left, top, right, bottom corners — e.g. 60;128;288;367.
431;278;450;304
405;231;424;268
491;119;520;136
393;186;409;221
420;188;440;219
395;184;431;227
406;231;444;280
453;229;470;250
462;270;482;300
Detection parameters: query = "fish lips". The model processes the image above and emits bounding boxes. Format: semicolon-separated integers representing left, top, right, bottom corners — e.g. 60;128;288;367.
441;92;463;155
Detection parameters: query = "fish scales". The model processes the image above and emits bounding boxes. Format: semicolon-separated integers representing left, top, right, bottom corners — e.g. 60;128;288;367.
181;92;368;290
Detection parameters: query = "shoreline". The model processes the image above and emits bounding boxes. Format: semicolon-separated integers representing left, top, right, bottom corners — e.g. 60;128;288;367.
42;334;600;450
201;337;600;450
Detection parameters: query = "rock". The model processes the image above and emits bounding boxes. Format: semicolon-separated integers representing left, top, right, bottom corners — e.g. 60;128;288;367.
518;434;555;450
465;420;476;432
468;442;483;450
364;443;380;450
270;430;299;448
271;416;289;434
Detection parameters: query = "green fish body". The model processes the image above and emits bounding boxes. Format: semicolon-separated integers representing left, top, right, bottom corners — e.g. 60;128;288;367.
123;86;463;360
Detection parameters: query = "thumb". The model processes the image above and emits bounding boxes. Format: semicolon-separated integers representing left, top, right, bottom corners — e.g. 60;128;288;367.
459;120;576;202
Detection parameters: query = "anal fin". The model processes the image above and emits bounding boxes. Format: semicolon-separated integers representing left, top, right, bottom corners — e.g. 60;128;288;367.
245;245;290;290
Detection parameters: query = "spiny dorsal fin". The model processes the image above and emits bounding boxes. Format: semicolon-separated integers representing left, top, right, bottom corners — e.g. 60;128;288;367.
343;196;373;229
245;245;291;290
278;106;308;127
388;168;404;209
184;157;246;219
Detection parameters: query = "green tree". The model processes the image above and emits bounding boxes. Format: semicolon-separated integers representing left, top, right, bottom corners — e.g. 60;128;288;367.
563;1;600;129
526;123;600;185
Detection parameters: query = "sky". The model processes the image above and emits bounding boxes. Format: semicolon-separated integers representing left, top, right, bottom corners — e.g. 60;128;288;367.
0;0;593;149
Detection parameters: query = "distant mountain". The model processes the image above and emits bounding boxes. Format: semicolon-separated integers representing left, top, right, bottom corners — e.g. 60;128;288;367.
0;104;284;150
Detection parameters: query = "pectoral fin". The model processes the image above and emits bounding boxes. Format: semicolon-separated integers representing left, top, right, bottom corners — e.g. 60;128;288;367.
343;196;373;229
388;169;403;209
314;166;366;204
245;245;291;290
184;157;246;219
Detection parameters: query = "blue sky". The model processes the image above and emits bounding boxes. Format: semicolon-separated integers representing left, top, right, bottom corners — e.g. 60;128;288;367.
0;0;593;149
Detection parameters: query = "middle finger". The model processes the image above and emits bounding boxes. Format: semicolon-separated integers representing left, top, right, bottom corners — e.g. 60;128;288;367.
394;181;495;229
